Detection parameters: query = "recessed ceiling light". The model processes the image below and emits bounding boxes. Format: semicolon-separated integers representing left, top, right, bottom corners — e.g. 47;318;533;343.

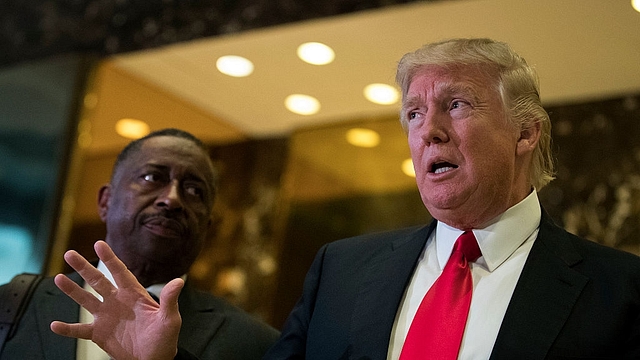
633;0;640;12
216;55;254;77
115;118;150;139
346;128;380;148
285;94;321;115
364;83;400;105
402;158;416;178
297;42;335;65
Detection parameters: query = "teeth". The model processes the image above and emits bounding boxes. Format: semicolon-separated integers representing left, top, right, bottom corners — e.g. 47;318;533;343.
434;166;455;174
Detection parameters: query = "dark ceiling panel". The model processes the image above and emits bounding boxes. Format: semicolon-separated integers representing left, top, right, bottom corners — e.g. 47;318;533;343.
0;0;440;67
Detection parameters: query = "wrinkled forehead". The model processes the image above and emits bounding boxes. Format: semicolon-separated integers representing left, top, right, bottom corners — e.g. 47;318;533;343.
117;136;216;187
411;61;500;81
403;64;500;103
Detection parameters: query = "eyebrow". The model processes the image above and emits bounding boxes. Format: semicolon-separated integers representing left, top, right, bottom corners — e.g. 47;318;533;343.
402;80;481;112
401;96;424;113
142;163;208;183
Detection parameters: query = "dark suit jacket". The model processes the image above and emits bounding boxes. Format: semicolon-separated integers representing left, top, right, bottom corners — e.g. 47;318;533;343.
0;271;279;360
264;210;640;359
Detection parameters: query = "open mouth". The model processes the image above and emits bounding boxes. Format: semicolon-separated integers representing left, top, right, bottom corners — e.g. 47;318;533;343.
430;161;458;174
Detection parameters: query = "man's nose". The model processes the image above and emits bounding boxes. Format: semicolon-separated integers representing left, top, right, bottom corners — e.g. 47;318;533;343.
155;180;183;210
419;110;450;145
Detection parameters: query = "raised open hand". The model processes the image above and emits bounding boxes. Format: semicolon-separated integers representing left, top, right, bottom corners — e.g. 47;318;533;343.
50;240;183;360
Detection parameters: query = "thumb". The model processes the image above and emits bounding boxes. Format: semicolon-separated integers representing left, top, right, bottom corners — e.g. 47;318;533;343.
160;277;184;310
152;278;183;360
159;278;183;335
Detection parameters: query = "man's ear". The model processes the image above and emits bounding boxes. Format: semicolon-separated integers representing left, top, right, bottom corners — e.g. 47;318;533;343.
517;120;541;156
97;184;111;222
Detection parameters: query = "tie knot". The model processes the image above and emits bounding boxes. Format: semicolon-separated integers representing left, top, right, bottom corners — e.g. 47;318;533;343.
455;231;481;262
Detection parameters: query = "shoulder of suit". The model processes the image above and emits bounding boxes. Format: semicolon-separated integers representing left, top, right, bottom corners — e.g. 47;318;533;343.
540;217;640;274
327;224;431;250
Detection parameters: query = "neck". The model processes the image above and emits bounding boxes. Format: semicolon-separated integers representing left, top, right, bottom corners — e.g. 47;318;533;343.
128;262;184;288
437;187;536;230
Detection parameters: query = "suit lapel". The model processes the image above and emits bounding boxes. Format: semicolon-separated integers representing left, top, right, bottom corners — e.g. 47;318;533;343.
176;284;225;356
490;211;589;360
350;223;435;359
35;274;81;360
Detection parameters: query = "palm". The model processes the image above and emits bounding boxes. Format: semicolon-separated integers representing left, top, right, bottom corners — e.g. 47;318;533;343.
51;241;182;360
92;288;179;359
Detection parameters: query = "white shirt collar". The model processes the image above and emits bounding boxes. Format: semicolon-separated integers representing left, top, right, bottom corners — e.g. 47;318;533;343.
435;190;541;272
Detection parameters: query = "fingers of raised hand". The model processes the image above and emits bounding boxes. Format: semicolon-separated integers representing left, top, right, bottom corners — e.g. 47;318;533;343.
54;274;104;313
50;320;93;340
63;248;115;298
94;241;140;290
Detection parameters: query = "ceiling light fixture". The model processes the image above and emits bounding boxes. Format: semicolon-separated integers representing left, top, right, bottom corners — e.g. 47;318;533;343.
115;118;150;139
364;83;400;105
285;94;321;115
633;0;640;12
402;158;416;178
216;55;254;77
297;42;335;65
346;128;380;148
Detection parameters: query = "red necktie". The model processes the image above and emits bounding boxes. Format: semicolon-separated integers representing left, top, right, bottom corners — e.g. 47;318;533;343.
399;231;481;360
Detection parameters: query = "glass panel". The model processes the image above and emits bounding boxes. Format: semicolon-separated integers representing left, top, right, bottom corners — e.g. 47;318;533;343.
0;55;83;283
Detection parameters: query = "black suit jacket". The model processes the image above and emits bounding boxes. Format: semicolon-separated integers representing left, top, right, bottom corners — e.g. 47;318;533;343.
0;271;279;360
264;210;640;359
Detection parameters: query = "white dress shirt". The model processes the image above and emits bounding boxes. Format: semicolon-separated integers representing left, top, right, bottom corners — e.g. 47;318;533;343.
76;261;182;360
387;190;541;360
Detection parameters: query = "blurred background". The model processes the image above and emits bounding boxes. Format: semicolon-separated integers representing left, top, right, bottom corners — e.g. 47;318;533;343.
1;0;639;328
